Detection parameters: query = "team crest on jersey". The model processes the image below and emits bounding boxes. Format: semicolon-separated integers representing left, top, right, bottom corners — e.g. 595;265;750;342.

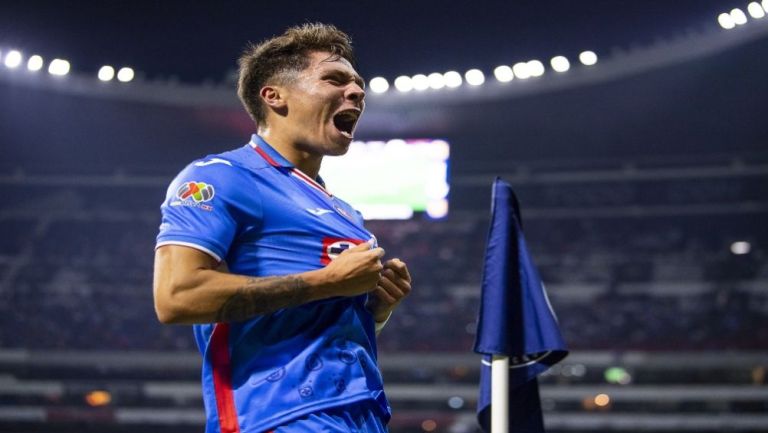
320;237;364;265
170;181;215;211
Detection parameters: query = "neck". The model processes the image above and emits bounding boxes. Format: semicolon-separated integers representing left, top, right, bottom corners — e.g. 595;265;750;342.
258;126;323;179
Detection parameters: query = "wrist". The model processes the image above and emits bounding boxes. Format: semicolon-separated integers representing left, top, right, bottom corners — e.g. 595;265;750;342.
302;268;335;302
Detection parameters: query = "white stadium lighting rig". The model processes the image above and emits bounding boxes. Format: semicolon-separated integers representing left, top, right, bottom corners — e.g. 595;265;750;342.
10;1;762;96
394;75;413;92
98;65;115;81
411;73;429;91
368;76;389;93
493;65;514;83
26;55;43;72
427;72;445;89
550;55;571;72
464;68;485;86
718;1;768;28
4;50;22;68
116;67;134;82
48;58;70;76
579;50;598;66
442;71;462;88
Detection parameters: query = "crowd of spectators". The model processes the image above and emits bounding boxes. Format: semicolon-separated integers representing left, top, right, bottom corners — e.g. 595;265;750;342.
0;181;765;353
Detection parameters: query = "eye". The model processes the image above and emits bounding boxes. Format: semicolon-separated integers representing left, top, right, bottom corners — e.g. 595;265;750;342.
324;75;343;85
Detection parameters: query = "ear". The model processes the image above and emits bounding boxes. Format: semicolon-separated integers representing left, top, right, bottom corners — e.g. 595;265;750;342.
260;85;286;110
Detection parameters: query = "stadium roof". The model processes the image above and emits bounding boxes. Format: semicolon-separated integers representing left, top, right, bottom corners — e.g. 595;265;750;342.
0;0;738;83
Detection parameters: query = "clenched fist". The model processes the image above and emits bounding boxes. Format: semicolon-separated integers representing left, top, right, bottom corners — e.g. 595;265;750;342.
319;241;385;298
366;258;412;323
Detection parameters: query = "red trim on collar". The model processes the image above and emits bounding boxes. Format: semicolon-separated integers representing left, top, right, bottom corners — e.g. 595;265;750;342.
251;144;333;198
252;145;281;167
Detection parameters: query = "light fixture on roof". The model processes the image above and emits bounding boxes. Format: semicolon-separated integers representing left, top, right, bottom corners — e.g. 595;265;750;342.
493;65;513;82
4;50;22;68
427;72;445;89
718;12;736;29
731;8;748;25
368;76;389;93
98;65;115;82
464;69;485;86
512;62;531;79
411;74;429;91
527;60;545;77
579;50;598;66
443;71;462;88
27;55;44;72
747;2;765;18
550;56;570;72
48;58;70;76
730;241;751;255
394;75;413;92
117;67;134;82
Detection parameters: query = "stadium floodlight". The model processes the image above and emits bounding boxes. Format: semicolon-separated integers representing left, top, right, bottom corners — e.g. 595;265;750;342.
527;60;545;77
512;62;531;79
427;72;445;89
730;241;751;255
411;74;429;91
465;69;485;86
731;8;748;25
4;50;22;69
117;67;134;82
748;2;766;18
98;65;115;82
550;55;570;72
493;65;514;82
764;0;768;12
443;71;462;88
394;75;413;92
579;50;598;66
27;55;44;72
368;76;389;93
718;12;737;29
48;58;70;76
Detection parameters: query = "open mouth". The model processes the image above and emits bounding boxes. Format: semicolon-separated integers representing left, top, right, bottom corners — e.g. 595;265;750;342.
332;109;360;139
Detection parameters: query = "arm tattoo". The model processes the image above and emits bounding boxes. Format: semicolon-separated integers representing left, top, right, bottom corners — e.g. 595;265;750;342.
215;276;311;322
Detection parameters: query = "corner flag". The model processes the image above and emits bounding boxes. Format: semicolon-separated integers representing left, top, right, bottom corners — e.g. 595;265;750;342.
474;178;568;433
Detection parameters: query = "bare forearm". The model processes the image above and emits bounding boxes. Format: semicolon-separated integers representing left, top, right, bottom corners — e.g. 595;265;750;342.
214;274;312;322
158;268;327;324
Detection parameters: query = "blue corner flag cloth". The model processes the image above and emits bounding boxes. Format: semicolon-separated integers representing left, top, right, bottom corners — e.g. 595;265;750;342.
473;178;568;433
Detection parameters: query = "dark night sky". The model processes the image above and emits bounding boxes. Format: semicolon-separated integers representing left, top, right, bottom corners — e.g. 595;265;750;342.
0;0;740;83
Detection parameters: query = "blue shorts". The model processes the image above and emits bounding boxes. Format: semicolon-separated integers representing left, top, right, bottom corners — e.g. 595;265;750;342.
271;402;388;433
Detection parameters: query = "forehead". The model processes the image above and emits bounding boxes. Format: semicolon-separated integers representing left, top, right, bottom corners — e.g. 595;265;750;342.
305;51;359;77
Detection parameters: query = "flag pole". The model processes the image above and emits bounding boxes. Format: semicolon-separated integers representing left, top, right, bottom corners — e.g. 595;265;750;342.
491;355;509;432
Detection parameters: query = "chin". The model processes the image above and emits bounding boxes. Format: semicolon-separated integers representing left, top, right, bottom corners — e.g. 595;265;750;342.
326;142;351;156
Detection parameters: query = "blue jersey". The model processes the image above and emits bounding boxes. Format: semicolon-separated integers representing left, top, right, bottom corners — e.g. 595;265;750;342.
156;135;390;433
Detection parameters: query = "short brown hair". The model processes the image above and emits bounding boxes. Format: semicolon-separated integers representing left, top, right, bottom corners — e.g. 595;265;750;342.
237;23;356;125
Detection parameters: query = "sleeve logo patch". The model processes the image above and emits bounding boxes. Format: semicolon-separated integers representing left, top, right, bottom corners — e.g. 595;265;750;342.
170;181;215;211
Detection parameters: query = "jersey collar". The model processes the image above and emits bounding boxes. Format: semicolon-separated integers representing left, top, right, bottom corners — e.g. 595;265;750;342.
249;134;330;194
249;134;294;168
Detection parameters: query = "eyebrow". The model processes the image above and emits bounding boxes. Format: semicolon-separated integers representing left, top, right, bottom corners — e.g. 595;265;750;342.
321;60;365;89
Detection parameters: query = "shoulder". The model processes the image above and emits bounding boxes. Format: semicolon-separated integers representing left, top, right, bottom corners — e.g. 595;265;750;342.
165;145;267;202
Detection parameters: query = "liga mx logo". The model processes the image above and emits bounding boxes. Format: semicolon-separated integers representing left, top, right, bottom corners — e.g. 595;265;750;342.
176;181;215;203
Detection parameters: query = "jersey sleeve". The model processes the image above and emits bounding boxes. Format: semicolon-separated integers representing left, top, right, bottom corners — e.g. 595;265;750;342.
156;160;248;262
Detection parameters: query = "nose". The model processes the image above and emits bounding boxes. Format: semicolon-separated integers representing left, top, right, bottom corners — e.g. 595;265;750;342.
346;82;365;104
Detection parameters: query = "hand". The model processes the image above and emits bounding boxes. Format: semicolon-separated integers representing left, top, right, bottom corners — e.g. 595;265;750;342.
366;258;412;323
320;241;385;298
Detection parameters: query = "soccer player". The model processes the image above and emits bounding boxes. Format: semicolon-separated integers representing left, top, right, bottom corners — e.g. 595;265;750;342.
153;23;412;433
